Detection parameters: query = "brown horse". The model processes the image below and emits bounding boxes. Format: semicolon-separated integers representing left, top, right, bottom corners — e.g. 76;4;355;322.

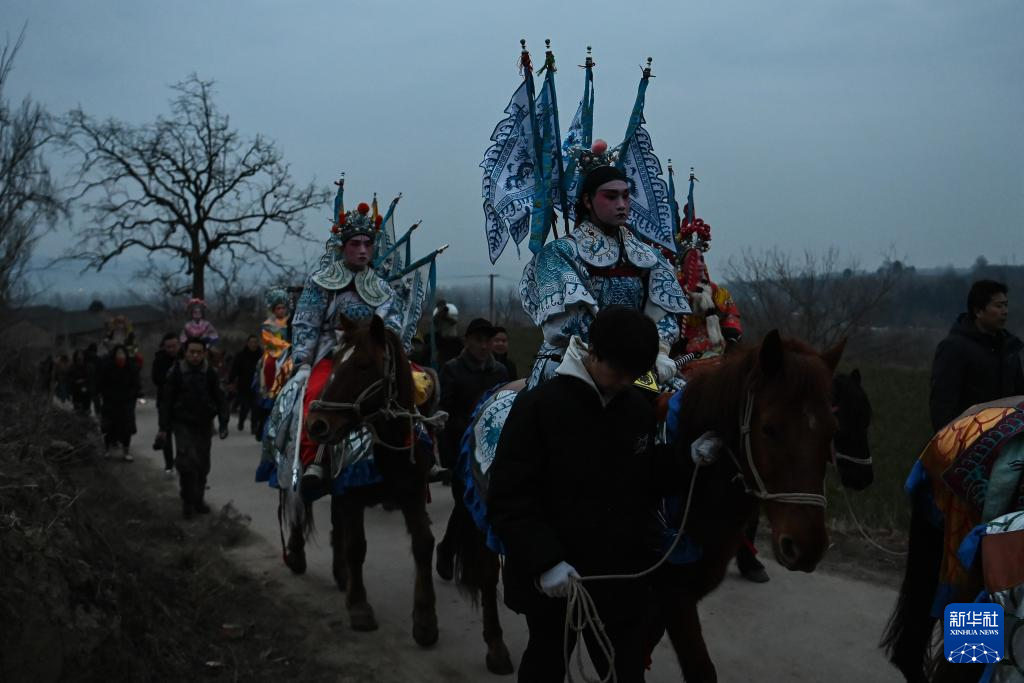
293;314;439;647
447;330;848;678
645;331;844;681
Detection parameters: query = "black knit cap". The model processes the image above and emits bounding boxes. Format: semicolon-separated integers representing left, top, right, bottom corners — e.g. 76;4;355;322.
580;165;628;198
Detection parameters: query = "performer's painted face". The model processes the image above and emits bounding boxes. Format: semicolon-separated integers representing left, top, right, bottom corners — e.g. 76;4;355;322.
585;180;630;231
273;303;288;318
342;235;374;271
191;307;203;320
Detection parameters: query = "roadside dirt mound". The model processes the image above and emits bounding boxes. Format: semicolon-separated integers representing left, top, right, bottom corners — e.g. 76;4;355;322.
0;393;333;682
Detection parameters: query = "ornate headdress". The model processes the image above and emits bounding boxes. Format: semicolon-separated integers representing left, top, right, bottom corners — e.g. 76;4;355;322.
264;287;289;311
566;138;621;178
331;201;381;246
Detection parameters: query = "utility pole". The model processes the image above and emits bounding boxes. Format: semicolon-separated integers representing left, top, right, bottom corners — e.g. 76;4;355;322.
489;274;498;322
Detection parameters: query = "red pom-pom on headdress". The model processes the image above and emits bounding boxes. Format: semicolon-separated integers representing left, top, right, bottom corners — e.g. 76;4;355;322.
357;202;370;215
591;139;608;155
374;215;383;229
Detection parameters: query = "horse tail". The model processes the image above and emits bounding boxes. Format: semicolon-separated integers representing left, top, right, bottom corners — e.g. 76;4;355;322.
279;484;315;540
879;491;943;682
449;476;485;605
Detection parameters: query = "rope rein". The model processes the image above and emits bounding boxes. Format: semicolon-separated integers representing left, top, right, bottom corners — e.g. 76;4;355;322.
564;389;829;682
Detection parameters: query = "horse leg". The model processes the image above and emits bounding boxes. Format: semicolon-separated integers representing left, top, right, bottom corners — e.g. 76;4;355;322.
283;525;307;574
341;497;377;631
481;545;514;675
329;495;348;592
400;492;439;647
663;583;717;682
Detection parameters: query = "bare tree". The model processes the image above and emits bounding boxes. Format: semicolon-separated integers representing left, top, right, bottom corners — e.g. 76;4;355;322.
0;28;62;308
725;247;904;349
60;74;328;299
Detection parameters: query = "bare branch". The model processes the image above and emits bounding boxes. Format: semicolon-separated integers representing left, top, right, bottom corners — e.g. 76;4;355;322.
58;74;329;299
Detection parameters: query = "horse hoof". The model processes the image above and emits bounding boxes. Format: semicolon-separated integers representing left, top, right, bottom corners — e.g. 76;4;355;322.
349;604;378;632
284;550;306;575
486;645;514;675
412;612;439;647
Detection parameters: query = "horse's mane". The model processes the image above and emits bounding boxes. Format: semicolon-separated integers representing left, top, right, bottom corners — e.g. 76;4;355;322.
678;336;832;451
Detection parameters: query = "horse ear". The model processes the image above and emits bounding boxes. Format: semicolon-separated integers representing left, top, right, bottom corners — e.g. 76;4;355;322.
759;330;784;377
821;337;847;374
850;368;862;385
370;315;386;346
336;314;356;337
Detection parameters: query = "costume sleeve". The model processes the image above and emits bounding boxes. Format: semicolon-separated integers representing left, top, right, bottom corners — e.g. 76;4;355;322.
291;278;327;366
375;280;405;338
486;393;566;577
519;239;597;331
204;322;220;346
539;304;594;348
261;320;290;356
929;337;964;432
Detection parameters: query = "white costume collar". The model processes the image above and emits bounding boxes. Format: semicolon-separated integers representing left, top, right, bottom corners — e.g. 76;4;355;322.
570;222;659;270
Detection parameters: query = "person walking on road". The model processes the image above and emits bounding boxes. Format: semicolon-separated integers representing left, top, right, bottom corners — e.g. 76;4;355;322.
158;337;230;519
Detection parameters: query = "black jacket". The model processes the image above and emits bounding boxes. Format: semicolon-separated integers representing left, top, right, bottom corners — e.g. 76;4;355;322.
151;349;178;390
486;374;689;618
439;351;509;462
929;313;1024;431
229;347;262;394
159;359;230;432
494;353;518;380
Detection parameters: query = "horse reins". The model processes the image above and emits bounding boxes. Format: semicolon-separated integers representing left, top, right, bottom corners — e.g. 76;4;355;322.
730;390;828;508
307;340;446;458
564;386;828;682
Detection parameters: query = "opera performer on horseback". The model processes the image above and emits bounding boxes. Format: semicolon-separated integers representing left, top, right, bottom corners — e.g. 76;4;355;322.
289;195;404;491
521;147;690;388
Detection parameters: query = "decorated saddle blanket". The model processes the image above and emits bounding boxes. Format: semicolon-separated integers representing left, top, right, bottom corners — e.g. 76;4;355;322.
908;399;1024;607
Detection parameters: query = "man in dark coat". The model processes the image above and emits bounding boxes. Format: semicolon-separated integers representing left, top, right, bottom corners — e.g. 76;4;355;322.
229;335;263;434
158;337;230;519
151;332;180;474
486;306;709;683
434;318;509;579
437;318;510;469
930;279;1024;432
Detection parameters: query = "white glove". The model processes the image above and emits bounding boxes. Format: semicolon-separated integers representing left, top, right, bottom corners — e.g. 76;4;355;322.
690;431;723;466
655;353;677;384
538;561;579;598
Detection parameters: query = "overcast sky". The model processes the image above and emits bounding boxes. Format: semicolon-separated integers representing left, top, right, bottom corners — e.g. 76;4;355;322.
6;0;1022;298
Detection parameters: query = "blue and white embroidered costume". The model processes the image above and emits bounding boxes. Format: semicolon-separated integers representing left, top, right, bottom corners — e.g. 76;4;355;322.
520;220;690;386
291;258;403;367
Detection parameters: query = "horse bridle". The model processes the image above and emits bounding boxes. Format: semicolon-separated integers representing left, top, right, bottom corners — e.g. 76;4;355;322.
307;339;439;454
730;390;828;508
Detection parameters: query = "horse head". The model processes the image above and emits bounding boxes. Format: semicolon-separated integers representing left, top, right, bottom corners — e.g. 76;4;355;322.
681;330;844;573
743;331;845;572
831;368;873;490
305;314;414;447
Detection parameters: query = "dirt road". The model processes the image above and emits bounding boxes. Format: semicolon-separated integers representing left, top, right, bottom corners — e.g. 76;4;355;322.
132;402;903;682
